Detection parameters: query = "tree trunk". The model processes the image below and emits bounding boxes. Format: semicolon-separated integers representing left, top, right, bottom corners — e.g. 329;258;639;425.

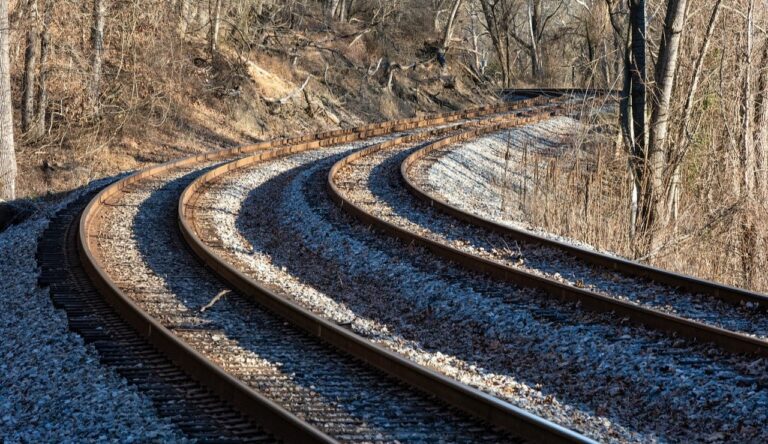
527;0;542;79
338;0;346;22
0;0;16;200
22;0;39;133
440;0;462;53
208;0;222;58
668;0;723;222
755;37;768;199
480;0;510;87
177;0;189;35
90;0;105;113
648;0;688;230
32;0;52;139
327;0;339;19
740;0;755;196
622;0;647;240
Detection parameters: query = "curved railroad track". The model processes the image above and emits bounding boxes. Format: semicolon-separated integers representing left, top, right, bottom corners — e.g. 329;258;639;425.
328;109;768;357
75;96;596;442
61;88;767;442
38;188;272;442
314;102;767;441
399;129;768;355
177;107;581;441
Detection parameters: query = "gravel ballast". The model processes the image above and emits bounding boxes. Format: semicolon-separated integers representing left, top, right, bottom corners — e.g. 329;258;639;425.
192;138;768;443
370;119;768;339
92;139;517;442
0;185;183;442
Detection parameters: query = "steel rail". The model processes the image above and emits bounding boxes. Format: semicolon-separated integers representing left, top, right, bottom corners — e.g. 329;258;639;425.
78;97;555;443
327;119;768;358
401;130;768;312
178;108;595;444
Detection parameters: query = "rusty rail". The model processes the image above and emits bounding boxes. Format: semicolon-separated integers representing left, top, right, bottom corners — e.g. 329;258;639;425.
177;107;596;443
327;117;768;358
401;130;768;312
79;96;577;442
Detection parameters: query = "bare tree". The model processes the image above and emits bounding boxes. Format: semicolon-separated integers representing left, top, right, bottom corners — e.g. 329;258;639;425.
439;0;463;57
21;0;39;133
209;0;222;57
479;0;517;87
621;0;647;238
0;0;16;200
34;0;53;138
621;0;689;251
667;0;723;220
647;0;689;228
326;0;340;19
90;0;105;113
514;0;564;79
740;0;756;196
755;34;768;200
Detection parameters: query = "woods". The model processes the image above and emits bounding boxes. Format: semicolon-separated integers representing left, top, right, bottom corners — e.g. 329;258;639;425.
0;0;15;200
0;0;765;289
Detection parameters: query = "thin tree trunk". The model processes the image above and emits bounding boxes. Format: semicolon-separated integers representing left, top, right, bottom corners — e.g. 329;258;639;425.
440;0;462;53
480;1;509;87
755;37;768;199
527;0;542;79
33;0;52;139
177;0;189;35
209;0;222;58
90;0;104;113
647;0;688;231
22;0;39;133
338;0;346;21
667;0;722;221
740;0;755;196
623;0;647;240
0;0;16;200
628;0;647;156
327;0;339;19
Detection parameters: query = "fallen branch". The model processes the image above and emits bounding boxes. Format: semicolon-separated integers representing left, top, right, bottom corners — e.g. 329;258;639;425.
263;75;312;105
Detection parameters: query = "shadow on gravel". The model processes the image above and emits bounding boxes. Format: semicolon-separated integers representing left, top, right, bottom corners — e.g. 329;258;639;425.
234;154;768;443
130;167;485;439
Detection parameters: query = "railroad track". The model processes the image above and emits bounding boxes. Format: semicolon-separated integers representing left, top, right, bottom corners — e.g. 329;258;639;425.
178;107;583;439
329;108;768;358
404;122;768;356
74;97;598;442
316;104;767;441
38;188;272;442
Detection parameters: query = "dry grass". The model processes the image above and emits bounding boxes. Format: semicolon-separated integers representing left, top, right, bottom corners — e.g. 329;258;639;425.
505;103;768;294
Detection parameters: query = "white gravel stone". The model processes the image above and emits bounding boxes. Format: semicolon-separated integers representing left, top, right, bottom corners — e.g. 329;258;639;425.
193;140;768;443
424;116;603;252
0;183;184;442
408;119;768;338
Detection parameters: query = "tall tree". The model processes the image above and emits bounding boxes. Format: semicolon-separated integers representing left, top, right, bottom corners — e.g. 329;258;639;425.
668;0;723;221
21;0;39;133
209;0;222;57
90;0;105;113
33;0;53;138
645;0;688;232
0;0;16;200
439;0;463;58
622;0;647;238
479;0;515;87
622;0;689;250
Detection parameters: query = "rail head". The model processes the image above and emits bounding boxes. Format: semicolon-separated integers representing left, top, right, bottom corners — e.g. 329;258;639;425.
399;119;768;311
328;117;768;359
76;98;566;443
178;110;596;444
